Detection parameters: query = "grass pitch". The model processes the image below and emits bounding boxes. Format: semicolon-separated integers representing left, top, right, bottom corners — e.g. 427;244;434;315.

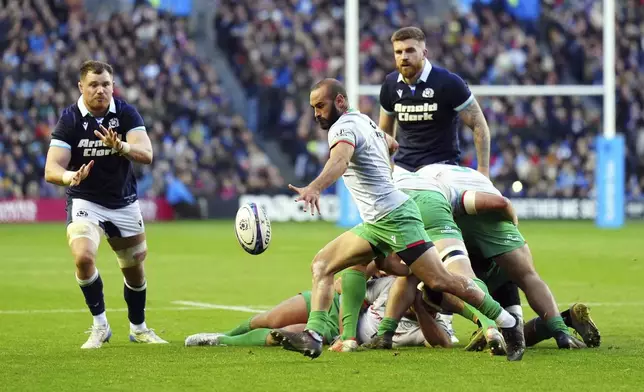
0;220;642;391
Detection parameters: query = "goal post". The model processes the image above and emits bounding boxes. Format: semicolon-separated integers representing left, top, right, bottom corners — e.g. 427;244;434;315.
338;0;624;228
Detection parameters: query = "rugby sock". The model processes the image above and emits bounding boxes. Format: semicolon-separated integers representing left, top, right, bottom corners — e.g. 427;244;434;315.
218;329;271;346
524;316;551;346
305;311;329;339
377;317;399;336
340;269;366;340
124;279;147;330
472;278;490;294
77;269;107;326
461;304;497;331
224;317;253;337
546;316;569;335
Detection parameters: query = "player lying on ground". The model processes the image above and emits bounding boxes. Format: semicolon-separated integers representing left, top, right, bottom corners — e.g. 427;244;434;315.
274;78;521;360
184;274;451;349
44;60;166;348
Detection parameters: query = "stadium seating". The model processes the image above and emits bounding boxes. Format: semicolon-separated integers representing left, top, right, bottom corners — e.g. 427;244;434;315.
214;0;643;198
0;0;283;203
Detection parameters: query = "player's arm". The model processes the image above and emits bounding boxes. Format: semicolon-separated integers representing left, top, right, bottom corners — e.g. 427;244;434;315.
122;128;153;164
448;73;491;177
458;99;490;178
413;290;452;348
461;190;518;225
308;141;354;193
44;146;94;186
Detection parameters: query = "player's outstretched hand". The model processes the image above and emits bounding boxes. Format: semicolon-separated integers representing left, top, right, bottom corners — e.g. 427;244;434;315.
94;125;122;151
288;183;321;216
70;160;94;186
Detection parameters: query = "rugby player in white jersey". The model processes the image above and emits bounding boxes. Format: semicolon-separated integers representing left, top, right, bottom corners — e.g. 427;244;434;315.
272;78;519;359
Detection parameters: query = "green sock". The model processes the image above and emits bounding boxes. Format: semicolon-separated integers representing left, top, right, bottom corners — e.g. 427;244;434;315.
472;278;490;294
476;293;503;320
524;316;553;346
223;317;253;336
340;269;366;340
218;328;271;346
377;317;399;336
461;303;497;330
546;316;569;335
306;310;329;337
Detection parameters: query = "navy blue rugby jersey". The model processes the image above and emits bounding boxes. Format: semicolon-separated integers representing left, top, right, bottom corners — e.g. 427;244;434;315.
50;96;146;209
380;60;474;171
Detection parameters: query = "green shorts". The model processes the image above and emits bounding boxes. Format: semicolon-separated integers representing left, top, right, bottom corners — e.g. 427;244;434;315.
350;199;430;257
300;291;340;343
455;213;526;259
405;190;463;242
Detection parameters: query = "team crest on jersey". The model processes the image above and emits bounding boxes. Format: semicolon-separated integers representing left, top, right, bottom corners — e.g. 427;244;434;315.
108;118;119;128
422;88;434;98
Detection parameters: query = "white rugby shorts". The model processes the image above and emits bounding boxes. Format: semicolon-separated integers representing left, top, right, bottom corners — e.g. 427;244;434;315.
67;199;144;238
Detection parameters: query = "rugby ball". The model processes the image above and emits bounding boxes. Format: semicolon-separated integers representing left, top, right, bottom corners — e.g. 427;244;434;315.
235;203;271;255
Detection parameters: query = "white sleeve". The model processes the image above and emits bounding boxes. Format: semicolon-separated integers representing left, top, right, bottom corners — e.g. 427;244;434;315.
328;123;358;149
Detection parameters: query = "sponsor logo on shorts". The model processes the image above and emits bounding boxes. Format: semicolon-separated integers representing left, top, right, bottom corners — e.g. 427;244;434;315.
76;210;88;218
440;225;457;234
505;234;521;243
391;235;397;244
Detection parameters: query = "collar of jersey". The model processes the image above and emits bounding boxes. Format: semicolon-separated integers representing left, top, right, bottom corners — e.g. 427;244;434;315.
77;95;116;117
344;108;358;114
397;59;432;84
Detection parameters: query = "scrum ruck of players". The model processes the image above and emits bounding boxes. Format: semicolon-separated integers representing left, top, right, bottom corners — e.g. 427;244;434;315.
276;78;521;360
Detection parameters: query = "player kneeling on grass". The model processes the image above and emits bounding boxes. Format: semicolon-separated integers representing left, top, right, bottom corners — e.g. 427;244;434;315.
273;78;520;360
44;60;166;349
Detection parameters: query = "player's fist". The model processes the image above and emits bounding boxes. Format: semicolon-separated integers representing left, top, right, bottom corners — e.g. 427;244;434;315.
69;160;94;186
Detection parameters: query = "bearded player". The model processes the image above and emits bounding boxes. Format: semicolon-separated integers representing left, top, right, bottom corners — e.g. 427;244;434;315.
44;60;166;348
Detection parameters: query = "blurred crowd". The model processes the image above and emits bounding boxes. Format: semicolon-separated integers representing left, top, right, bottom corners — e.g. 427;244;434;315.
215;0;644;199
1;0;642;203
0;0;283;205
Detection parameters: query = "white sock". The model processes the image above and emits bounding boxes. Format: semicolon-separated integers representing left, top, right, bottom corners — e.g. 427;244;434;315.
93;312;108;327
506;305;523;319
130;321;148;333
495;309;517;328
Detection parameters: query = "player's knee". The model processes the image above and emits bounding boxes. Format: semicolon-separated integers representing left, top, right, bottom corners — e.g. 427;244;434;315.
310;254;331;280
74;251;96;270
115;241;147;268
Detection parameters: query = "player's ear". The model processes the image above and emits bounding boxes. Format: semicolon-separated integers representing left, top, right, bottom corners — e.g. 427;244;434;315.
78;81;83;94
422;47;428;58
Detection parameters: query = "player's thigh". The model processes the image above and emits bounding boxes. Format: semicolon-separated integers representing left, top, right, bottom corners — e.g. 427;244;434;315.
66;199;106;261
366;198;431;257
492;244;538;284
455;214;525;259
254;293;309;328
434;237;474;278
103;201;146;248
315;229;376;276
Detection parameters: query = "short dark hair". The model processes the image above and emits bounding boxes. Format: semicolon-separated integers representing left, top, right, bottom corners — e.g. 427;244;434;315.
311;78;347;100
391;27;426;43
79;60;114;80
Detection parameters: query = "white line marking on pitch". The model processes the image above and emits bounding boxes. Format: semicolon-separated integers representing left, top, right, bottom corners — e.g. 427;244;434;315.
0;301;638;316
172;301;265;313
